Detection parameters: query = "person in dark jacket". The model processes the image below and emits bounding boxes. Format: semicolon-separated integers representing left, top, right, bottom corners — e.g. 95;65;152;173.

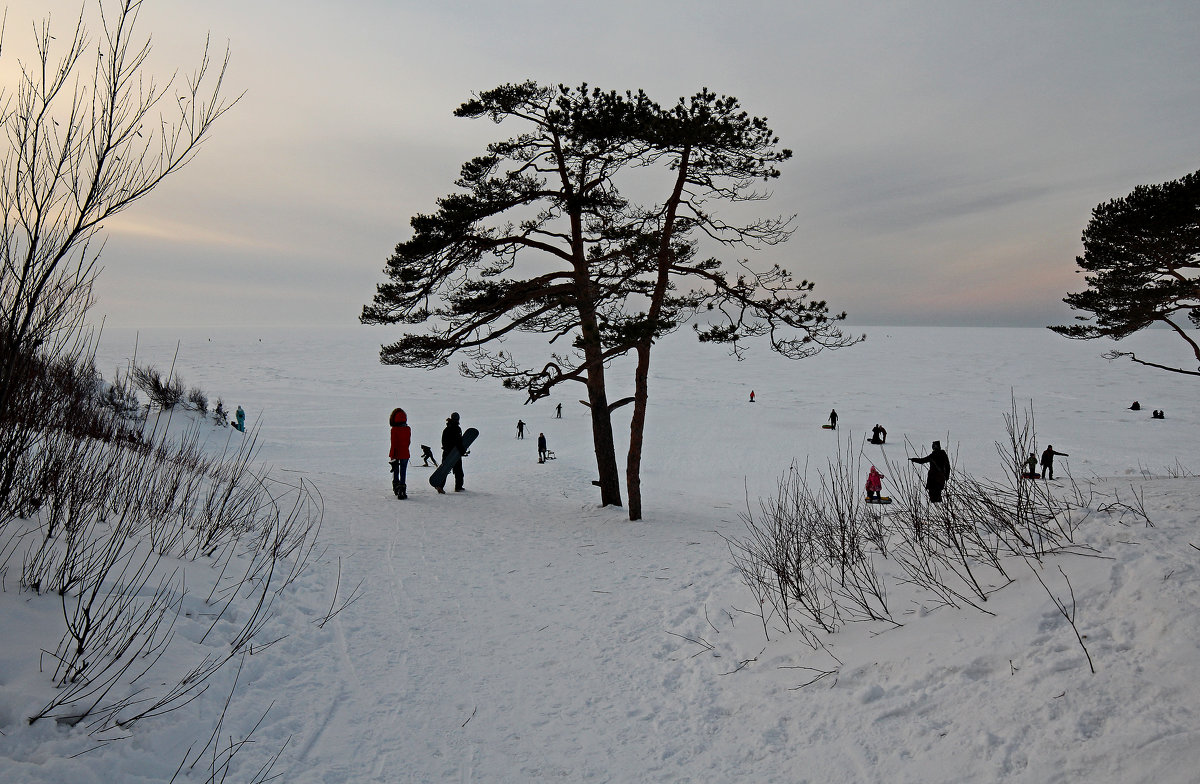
538;432;548;463
828;409;838;429
870;423;887;444
1040;445;1069;480
910;440;951;502
389;408;411;499
436;412;466;493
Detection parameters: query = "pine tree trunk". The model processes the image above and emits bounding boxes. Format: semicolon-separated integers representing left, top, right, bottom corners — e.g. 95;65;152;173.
625;342;651;521
577;299;623;508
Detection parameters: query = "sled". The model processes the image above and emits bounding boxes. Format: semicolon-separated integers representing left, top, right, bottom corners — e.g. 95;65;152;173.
821;424;836;429
865;496;892;504
430;428;479;490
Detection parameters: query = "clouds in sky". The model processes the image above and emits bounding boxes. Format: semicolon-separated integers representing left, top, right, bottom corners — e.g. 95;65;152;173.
7;0;1198;328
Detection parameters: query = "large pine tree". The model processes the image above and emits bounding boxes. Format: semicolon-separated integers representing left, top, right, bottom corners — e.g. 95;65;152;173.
363;82;857;518
1051;169;1200;376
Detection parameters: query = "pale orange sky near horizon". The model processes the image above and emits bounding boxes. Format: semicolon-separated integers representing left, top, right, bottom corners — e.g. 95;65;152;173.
4;0;1198;329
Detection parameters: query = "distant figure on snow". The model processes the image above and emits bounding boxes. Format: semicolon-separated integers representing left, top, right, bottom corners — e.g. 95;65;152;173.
420;444;438;467
828;409;838;429
865;466;884;501
555;402;562;418
389;407;411;499
517;419;526;439
538;433;549;463
870;423;887;444
910;441;951;502
232;405;246;432
749;390;755;403
1040;445;1069;480
1024;452;1039;478
1129;401;1141;411
1152;409;1165;419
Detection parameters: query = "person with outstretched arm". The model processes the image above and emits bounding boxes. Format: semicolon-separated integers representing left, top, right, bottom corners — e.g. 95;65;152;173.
1040;445;1069;480
910;440;951;502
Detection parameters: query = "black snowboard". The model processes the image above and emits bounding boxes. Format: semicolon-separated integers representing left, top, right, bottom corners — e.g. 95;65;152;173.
429;428;479;489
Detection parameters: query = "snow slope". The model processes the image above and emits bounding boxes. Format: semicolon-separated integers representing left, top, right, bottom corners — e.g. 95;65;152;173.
2;325;1198;783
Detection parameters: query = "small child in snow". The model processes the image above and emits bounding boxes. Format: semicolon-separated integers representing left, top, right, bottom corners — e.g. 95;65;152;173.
865;466;884;501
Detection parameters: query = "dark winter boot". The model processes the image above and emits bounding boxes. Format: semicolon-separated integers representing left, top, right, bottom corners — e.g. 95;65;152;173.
399;483;407;499
392;478;403;498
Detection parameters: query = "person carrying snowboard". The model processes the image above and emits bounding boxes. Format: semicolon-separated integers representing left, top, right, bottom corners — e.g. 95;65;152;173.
538;432;548;463
389;407;411;499
1040;445;1069;480
435;412;467;493
910;440;951;502
865;466;884;501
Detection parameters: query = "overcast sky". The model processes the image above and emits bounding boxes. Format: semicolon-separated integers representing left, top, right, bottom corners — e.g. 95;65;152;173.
7;0;1199;329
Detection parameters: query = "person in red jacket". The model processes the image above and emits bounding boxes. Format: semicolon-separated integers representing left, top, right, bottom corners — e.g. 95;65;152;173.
865;465;884;501
389;407;412;499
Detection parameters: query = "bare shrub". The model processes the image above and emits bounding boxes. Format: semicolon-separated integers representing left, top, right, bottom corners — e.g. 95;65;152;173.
188;386;209;414
131;364;186;410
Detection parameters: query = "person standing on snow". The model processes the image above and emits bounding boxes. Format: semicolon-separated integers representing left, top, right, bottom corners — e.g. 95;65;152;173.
749;390;755;403
865;466;884;501
910;440;951;502
870;424;887;444
436;412;467;493
538;432;548;463
555;402;562;418
1024;452;1039;478
1040;445;1069;480
233;405;246;432
517;419;526;439
389;408;411;499
828;409;838;429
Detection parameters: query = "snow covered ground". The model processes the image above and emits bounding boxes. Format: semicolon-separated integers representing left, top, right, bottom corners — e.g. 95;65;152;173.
3;324;1199;783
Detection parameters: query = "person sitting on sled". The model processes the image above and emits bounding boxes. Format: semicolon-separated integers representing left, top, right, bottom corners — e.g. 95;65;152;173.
865;466;884;501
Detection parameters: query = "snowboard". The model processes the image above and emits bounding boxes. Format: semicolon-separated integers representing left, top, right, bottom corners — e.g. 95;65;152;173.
430;428;479;490
865;496;892;504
